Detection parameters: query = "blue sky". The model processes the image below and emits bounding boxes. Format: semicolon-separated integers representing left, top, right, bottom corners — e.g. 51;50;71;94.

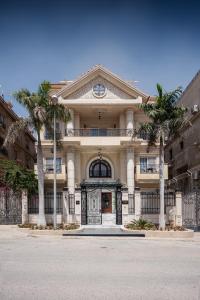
0;0;200;116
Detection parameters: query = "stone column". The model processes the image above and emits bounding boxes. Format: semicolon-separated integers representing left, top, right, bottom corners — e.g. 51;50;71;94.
75;150;81;186
126;109;134;135
175;191;183;226
135;188;141;220
67;150;75;195
62;189;68;224
66;109;74;136
120;150;126;184
22;189;28;225
126;148;135;195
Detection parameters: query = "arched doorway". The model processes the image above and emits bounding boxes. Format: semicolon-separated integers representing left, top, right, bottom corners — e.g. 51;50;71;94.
81;157;122;225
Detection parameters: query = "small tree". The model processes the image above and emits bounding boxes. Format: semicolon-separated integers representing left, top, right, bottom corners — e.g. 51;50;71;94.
139;84;186;229
4;81;70;226
0;159;38;194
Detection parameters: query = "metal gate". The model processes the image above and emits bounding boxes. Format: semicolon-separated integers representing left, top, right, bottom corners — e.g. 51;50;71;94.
182;191;200;230
0;188;22;224
87;188;102;225
81;182;122;225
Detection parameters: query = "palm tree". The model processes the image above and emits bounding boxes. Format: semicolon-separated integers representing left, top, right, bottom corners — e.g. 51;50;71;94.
139;84;186;230
4;81;70;226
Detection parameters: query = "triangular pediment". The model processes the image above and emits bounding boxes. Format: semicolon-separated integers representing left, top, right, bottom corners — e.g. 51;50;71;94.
56;65;150;100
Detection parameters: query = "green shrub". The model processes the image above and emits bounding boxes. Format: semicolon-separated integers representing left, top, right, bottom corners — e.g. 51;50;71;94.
126;218;156;230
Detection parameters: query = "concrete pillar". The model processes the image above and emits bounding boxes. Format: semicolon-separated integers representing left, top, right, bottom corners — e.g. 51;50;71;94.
120;150;126;184
175;192;183;226
135;188;141;221
62;189;68;224
66;109;74;136
75;150;81;186
22;189;28;225
126;109;134;135
126;148;135;194
67;150;75;194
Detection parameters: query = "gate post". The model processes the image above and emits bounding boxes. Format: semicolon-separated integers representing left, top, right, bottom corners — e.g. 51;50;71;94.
175;191;183;226
22;189;28;225
135;188;141;221
62;188;68;224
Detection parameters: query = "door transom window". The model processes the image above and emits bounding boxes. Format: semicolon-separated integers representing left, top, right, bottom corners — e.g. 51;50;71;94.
89;159;111;178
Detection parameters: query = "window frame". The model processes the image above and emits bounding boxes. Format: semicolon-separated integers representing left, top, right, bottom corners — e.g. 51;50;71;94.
89;159;112;178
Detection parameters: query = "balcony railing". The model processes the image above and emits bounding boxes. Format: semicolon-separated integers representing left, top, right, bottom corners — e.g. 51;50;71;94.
65;128;139;137
44;164;63;174
65;128;130;137
43;128;150;139
138;164;159;174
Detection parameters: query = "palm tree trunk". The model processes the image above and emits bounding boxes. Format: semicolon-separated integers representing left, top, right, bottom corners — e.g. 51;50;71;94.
37;132;46;226
159;133;165;230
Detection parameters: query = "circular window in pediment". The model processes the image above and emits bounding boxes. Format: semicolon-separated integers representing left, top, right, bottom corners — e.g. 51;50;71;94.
93;84;106;98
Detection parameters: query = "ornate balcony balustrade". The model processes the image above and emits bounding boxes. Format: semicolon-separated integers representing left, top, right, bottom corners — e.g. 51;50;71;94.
65;128;137;137
43;128;150;139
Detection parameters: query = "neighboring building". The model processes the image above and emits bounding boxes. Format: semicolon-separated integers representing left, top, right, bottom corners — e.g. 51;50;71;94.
165;70;200;193
32;65;169;226
0;95;36;169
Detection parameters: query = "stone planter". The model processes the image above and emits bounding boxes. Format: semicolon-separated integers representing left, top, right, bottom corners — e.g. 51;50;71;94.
122;226;194;238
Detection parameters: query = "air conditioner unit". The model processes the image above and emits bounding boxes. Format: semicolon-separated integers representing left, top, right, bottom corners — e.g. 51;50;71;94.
191;104;199;114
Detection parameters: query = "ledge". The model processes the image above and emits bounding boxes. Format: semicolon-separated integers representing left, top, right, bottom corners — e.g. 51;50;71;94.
122;226;194;238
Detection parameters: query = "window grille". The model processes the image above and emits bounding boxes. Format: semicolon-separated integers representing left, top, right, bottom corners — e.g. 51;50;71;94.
69;194;75;214
128;194;135;214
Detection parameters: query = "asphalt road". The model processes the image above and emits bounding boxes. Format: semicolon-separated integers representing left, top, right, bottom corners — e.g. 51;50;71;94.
0;226;200;300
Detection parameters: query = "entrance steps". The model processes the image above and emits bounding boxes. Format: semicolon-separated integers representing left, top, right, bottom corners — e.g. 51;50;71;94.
63;227;145;237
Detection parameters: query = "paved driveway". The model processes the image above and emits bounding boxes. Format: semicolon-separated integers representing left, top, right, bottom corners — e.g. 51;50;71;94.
0;226;200;300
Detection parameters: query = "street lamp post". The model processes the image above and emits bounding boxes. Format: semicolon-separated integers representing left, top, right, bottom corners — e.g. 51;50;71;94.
51;95;58;230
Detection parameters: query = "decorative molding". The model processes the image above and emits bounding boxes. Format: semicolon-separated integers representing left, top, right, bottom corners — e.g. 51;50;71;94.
67;76;133;100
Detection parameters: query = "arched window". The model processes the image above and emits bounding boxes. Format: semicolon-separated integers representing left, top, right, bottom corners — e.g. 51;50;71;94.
89;159;111;178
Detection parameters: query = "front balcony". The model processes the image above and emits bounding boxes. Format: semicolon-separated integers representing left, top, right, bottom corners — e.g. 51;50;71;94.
135;164;168;181
34;164;66;182
64;128;149;138
41;128;150;147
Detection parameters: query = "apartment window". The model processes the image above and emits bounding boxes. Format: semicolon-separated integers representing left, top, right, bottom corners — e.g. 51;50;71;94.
45;158;62;173
169;149;173;160
140;157;158;173
180;141;184;150
45;123;60;139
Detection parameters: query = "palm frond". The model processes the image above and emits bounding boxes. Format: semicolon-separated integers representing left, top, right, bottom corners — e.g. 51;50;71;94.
3;118;31;147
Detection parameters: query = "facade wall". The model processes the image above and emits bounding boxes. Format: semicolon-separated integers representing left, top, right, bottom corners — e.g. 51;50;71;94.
33;66;169;225
165;71;200;193
0;96;36;169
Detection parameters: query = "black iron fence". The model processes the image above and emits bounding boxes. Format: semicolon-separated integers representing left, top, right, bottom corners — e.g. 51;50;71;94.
141;192;175;214
28;192;63;214
128;194;135;214
69;194;75;214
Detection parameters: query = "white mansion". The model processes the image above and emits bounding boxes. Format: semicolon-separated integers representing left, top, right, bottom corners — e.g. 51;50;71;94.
31;65;169;226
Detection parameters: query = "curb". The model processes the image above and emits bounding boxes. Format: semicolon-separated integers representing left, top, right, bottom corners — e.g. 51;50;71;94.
121;226;194;238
